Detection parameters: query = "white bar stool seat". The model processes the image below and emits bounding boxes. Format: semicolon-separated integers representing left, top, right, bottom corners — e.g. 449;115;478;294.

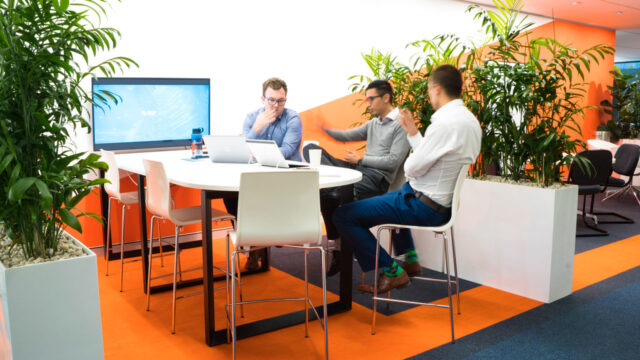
143;159;240;334
227;170;328;360
370;164;470;344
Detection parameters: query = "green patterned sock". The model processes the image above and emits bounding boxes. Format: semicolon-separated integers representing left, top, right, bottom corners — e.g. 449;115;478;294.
383;261;404;277
405;249;418;263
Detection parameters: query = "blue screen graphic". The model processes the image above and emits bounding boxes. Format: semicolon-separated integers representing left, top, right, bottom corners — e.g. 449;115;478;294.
92;81;209;149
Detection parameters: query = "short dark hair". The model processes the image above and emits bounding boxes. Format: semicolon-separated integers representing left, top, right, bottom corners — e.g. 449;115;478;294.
366;79;394;104
429;64;462;98
262;77;288;95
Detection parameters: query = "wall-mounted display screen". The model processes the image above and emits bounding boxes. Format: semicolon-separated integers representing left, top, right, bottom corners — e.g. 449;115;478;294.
92;77;210;151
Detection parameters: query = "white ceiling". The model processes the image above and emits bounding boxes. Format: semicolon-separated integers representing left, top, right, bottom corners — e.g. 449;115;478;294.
459;0;640;62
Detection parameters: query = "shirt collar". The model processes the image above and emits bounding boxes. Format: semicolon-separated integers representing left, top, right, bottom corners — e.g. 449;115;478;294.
378;107;399;124
431;99;463;124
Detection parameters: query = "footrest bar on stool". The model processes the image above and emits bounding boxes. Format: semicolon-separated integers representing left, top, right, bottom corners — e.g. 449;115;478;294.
176;291;204;300
372;296;450;308
412;276;455;283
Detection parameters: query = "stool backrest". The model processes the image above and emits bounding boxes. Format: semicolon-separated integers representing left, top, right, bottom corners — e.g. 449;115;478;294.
143;159;172;220
448;164;470;227
235;171;322;247
101;150;120;199
429;164;469;232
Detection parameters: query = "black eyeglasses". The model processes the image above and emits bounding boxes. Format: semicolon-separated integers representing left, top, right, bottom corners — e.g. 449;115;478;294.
265;97;287;106
365;95;381;103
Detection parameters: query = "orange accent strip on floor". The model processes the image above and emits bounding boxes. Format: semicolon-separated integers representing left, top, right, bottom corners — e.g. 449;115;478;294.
572;234;640;292
97;234;640;359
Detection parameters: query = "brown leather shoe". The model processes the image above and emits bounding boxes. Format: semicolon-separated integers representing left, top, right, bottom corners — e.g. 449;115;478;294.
244;251;261;271
357;271;409;294
401;261;422;277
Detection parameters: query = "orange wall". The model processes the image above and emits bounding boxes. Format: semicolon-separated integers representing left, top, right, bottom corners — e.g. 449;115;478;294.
299;92;369;158
524;20;615;141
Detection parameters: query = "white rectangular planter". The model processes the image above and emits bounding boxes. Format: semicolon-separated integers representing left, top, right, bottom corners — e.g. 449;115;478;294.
410;178;578;303
0;234;104;360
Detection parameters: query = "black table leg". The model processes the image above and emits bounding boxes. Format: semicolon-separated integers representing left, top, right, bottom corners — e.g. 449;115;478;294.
201;190;216;346
137;174;149;292
99;169;111;261
339;240;353;308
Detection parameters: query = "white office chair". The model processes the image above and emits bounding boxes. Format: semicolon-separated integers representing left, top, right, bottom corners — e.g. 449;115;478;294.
228;171;328;360
143;159;239;334
102;150;150;292
370;164;469;344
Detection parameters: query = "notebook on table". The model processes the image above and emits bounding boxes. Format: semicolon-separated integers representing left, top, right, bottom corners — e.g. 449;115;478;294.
246;139;309;168
203;135;252;164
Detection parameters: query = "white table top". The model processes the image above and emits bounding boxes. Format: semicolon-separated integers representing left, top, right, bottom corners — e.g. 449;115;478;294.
587;139;619;151
115;150;362;191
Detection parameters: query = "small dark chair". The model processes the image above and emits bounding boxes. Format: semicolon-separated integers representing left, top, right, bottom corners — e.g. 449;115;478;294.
602;143;640;207
567;150;634;237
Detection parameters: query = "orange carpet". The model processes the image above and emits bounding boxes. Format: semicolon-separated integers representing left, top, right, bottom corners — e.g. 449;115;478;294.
99;235;640;359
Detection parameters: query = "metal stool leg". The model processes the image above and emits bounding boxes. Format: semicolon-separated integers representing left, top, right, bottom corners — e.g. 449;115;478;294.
231;250;238;360
158;219;164;267
442;232;455;343
304;249;309;337
146;216;157;311
227;220;243;318
226;234;232;343
320;247;329;360
176;227;183;282
105;198;113;276
119;204;126;292
387;234;393;300
371;227;383;335
236;251;244;318
450;228;461;315
171;226;180;334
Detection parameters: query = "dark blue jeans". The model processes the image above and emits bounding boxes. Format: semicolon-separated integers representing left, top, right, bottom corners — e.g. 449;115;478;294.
333;182;449;272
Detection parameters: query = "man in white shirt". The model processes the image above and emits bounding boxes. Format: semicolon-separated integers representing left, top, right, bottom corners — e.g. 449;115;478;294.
333;65;482;293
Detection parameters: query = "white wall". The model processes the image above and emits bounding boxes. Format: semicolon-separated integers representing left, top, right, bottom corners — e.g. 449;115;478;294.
74;0;550;151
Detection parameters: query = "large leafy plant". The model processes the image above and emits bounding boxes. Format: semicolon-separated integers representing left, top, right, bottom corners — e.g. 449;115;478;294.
0;0;136;260
348;34;469;132
600;66;640;141
350;0;612;186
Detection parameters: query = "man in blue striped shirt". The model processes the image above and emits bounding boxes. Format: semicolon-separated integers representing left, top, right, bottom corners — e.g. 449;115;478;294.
242;77;302;161
225;77;303;271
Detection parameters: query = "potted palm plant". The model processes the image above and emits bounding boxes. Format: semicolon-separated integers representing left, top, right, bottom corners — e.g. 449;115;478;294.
0;0;135;358
349;0;612;303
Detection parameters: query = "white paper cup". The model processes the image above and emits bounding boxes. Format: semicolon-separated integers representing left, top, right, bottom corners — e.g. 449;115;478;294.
309;149;322;168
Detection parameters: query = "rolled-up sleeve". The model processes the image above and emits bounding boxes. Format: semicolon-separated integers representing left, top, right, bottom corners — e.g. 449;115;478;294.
279;113;302;160
242;110;260;139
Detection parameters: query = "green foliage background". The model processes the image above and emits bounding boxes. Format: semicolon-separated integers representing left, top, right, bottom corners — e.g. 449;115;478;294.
600;66;640;142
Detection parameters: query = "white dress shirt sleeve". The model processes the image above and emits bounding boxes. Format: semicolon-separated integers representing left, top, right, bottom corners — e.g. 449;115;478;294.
404;122;457;179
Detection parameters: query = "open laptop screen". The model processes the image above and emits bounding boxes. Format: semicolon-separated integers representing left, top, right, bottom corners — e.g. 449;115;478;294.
246;140;308;168
203;135;252;163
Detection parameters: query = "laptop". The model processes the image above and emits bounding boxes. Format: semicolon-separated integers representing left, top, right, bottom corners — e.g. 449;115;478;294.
246;139;309;168
203;135;252;164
